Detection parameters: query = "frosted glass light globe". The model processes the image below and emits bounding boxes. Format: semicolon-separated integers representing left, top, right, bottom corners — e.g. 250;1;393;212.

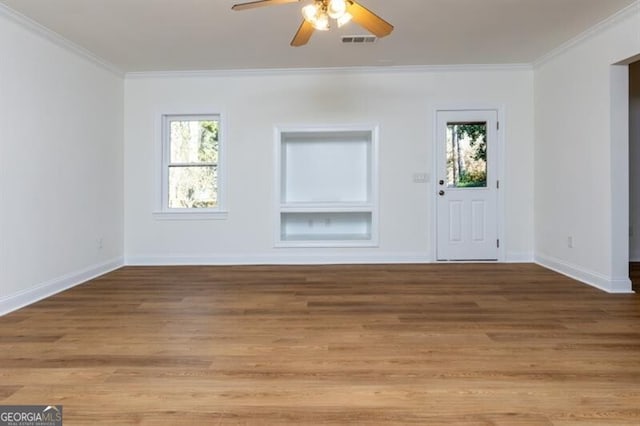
327;0;347;19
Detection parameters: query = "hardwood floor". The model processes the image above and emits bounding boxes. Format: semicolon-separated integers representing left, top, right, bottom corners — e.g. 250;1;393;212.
0;264;639;425
631;262;640;293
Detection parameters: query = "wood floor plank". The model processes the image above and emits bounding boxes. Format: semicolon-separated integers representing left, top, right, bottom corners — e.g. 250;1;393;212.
0;385;22;400
0;264;639;425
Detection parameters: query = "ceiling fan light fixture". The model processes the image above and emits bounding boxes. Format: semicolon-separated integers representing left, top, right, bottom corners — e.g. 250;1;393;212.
301;4;318;21
302;0;350;31
232;0;393;47
311;11;330;31
302;2;330;31
336;12;352;27
327;0;348;19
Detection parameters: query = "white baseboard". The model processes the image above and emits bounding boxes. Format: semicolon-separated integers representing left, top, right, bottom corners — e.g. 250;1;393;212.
126;251;537;266
535;253;634;294
126;252;434;266
0;257;124;316
505;251;534;263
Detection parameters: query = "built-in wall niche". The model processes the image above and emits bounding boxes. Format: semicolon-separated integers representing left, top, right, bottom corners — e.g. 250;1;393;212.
276;127;378;247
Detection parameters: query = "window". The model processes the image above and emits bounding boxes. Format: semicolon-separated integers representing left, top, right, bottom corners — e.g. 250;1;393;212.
446;121;487;188
158;114;226;219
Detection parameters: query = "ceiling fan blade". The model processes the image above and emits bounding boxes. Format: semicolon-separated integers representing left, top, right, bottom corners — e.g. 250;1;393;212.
291;20;315;47
346;1;394;38
232;0;300;11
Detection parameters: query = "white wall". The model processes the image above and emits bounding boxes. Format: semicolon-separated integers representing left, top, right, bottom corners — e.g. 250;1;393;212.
124;68;534;264
534;4;640;292
631;61;640;261
0;11;125;314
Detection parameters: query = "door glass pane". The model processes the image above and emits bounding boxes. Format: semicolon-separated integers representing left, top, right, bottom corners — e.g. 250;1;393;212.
446;122;487;188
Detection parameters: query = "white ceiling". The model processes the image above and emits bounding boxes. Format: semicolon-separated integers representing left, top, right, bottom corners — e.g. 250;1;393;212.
0;0;636;73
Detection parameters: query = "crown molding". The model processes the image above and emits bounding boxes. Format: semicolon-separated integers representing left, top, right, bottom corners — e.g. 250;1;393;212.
533;0;640;68
125;63;533;80
0;3;124;77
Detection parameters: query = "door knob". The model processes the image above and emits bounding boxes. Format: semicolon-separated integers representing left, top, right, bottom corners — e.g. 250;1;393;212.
439;190;445;196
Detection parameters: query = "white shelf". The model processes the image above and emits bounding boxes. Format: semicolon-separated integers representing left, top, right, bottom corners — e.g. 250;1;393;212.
280;203;374;213
282;233;373;242
276;126;378;247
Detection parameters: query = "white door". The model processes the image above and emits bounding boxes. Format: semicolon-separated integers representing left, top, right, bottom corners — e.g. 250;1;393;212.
436;110;499;261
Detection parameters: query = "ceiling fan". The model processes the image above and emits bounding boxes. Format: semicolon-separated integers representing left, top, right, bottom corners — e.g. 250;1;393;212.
231;0;394;47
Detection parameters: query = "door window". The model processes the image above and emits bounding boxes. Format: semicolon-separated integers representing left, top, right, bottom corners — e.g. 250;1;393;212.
446;122;487;188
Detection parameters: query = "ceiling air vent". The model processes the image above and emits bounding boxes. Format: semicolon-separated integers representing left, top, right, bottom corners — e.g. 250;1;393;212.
342;35;377;44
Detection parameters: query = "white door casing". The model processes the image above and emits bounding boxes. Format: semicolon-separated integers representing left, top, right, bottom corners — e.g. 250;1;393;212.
436;110;499;261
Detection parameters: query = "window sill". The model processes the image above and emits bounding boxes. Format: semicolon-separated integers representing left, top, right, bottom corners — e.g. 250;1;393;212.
153;210;229;221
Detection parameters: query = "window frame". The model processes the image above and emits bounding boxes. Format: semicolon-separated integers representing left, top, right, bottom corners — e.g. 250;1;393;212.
155;113;227;220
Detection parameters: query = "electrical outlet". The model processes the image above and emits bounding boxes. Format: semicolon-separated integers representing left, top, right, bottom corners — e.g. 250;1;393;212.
97;237;104;250
567;236;573;249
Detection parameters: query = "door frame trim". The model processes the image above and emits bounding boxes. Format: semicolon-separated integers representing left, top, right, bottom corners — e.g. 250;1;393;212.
431;104;506;262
